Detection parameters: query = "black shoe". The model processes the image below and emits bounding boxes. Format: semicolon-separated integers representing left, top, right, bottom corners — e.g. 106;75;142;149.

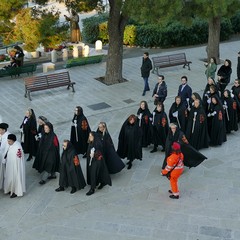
168;190;172;194
127;162;132;169
55;186;64;192
169;194;179;199
82;153;87;158
26;156;32;161
10;193;17;198
39;180;46;185
98;183;105;190
70;187;76;194
142;92;145;96
48;175;57;180
150;148;157;153
86;189;95;196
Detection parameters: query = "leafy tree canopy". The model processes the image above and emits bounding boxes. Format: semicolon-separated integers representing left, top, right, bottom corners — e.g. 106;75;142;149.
35;0;103;12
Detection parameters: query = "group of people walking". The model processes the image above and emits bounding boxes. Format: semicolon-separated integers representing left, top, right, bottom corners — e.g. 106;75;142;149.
138;52;240;198
0;106;126;198
1;52;240;200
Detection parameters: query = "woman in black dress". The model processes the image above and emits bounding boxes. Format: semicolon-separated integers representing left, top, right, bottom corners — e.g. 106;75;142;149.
55;140;86;194
117;114;142;169
97;122;125;174
222;89;238;133
169;96;187;133
70;106;91;157
20;108;37;161
137;101;151;148
86;132;112;196
207;95;227;146
217;59;232;96
33;122;60;184
150;102;169;153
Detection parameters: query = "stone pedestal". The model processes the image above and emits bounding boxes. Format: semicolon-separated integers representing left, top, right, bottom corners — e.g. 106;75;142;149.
83;45;90;57
73;46;79;58
42;62;55;73
62;48;68;61
95;40;103;51
51;50;57;63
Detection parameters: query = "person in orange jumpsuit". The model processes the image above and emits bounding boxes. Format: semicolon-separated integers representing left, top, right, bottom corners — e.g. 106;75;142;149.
161;142;184;199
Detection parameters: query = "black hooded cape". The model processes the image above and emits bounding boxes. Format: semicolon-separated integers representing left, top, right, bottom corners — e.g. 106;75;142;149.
86;132;112;189
59;142;86;189
97;129;125;174
117;118;142;161
33;122;60;173
162;128;207;169
70;113;91;154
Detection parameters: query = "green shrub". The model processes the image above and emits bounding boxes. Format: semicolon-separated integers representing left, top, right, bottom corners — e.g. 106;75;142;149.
98;21;109;44
65;55;104;68
220;18;233;41
82;14;108;43
190;19;208;45
231;11;240;33
136;24;162;47
123;25;137;46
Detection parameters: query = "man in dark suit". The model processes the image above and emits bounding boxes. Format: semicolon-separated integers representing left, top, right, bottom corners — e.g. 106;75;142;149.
140;52;152;96
177;76;192;108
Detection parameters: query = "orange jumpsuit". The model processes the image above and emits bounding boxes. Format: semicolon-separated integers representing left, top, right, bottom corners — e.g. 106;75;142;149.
161;152;184;196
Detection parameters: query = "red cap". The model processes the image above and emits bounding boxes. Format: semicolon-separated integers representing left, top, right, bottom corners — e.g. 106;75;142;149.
172;142;181;151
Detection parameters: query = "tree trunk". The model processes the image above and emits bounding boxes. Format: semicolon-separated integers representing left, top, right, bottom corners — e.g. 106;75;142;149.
207;16;221;63
104;0;127;85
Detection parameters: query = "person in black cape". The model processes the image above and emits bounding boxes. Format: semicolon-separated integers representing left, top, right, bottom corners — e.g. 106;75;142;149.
202;78;220;114
222;90;238;133
55;140;86;194
33;122;60;184
169;96;187;133
117;114;142;170
137;101;151;148
20;108;38;161
207;95;227;146
149;102;169;153
70;106;91;157
217;59;232;96
231;79;240;122
185;99;209;150
237;51;240;79
162;123;207;169
36;116;48;141
189;92;202;109
97;122;125;174
86;132;112;196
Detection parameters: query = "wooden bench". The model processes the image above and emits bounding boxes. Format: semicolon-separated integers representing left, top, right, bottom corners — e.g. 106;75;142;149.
0;64;37;78
152;53;192;75
24;70;75;100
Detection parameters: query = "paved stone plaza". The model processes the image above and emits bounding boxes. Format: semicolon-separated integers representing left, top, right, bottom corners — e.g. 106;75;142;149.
1;40;240;240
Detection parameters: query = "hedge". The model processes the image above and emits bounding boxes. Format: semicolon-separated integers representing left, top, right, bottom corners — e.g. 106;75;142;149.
82;14;239;48
65;55;104;68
